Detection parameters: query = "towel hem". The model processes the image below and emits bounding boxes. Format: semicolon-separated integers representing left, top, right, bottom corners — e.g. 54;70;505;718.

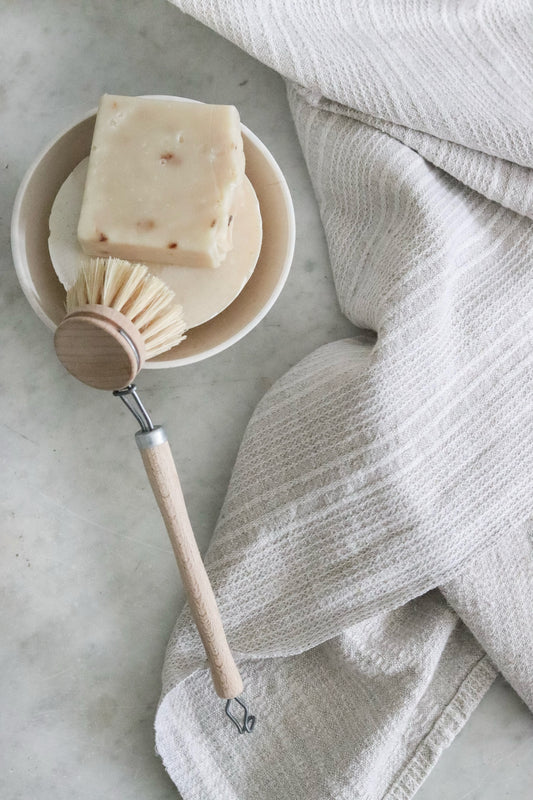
383;655;497;800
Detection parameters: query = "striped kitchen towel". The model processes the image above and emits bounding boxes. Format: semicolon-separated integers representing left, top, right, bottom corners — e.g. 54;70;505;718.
156;2;533;798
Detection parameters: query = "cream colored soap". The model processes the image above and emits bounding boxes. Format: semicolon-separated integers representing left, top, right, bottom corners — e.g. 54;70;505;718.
77;94;245;268
49;157;263;329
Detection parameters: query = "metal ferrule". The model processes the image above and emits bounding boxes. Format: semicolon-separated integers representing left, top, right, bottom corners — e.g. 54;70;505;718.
135;425;168;450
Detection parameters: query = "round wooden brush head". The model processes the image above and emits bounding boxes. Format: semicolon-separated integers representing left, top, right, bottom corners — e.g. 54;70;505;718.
53;257;187;391
54;305;146;390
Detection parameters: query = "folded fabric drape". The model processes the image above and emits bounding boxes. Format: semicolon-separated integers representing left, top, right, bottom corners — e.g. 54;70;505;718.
156;3;533;797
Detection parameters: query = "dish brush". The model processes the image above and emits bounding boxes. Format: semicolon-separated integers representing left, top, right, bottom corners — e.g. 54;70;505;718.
54;257;255;734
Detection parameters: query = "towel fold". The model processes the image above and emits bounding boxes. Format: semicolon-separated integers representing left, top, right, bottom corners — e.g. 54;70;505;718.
157;2;533;797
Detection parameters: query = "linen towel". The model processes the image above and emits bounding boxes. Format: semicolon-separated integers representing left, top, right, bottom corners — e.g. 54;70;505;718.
156;2;533;798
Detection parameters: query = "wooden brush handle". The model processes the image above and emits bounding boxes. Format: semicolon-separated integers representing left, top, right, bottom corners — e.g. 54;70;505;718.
136;427;243;700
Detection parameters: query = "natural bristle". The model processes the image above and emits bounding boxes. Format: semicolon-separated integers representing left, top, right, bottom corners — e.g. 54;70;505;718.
66;257;187;358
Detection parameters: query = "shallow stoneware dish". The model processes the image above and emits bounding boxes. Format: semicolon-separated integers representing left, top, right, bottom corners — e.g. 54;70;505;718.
11;96;295;367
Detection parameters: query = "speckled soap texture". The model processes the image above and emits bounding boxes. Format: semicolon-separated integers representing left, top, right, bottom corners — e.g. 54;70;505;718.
1;2;532;800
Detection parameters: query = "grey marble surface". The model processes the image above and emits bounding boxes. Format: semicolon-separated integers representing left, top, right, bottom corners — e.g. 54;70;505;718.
1;2;532;798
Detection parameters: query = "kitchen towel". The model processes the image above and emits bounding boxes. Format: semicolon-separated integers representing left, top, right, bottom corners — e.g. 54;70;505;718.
156;2;533;798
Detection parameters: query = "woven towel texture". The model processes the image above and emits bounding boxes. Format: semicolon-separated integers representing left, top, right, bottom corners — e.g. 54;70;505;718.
157;2;533;798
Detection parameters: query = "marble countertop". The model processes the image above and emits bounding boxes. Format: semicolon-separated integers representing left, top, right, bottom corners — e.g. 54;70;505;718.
2;2;532;798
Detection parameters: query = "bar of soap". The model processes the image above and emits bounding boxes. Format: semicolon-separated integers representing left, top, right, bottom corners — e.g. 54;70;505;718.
49;157;263;329
77;94;245;268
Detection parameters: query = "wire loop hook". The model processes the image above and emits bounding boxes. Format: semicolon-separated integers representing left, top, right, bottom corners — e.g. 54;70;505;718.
225;697;256;734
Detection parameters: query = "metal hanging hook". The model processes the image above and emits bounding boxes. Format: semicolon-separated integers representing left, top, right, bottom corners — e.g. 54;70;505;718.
225;696;256;734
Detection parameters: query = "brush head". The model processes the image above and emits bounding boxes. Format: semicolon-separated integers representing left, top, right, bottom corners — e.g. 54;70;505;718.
54;257;187;390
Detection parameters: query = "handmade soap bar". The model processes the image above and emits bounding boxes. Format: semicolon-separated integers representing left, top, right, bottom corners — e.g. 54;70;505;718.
77;94;245;267
50;157;263;329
